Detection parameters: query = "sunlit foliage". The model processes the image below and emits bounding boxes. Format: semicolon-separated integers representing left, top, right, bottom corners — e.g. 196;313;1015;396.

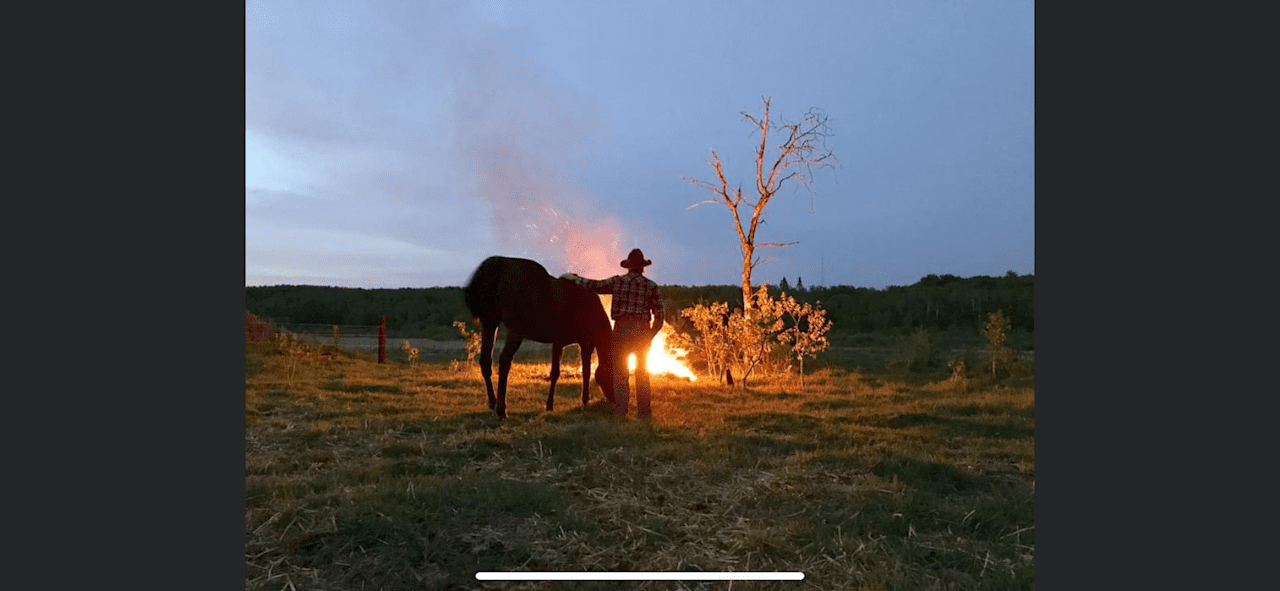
774;291;833;386
679;285;833;388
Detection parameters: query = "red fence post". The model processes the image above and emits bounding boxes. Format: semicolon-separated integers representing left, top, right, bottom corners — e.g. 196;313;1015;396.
333;325;340;346
378;315;387;364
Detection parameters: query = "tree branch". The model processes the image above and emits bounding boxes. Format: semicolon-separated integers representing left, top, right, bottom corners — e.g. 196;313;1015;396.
685;96;836;311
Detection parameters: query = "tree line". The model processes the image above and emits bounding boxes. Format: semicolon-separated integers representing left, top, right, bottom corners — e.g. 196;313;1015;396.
244;285;468;339
246;271;1032;342
768;271;1034;336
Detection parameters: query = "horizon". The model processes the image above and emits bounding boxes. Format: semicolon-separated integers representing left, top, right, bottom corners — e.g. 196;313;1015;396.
245;269;1033;292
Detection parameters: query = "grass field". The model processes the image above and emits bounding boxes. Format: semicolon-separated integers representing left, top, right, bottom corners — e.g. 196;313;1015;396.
245;324;1034;590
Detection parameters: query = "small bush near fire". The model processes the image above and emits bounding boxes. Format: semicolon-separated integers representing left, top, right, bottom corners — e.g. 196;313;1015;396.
678;285;832;387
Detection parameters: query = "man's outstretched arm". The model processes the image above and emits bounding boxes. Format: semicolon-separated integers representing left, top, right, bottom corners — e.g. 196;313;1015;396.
560;273;614;294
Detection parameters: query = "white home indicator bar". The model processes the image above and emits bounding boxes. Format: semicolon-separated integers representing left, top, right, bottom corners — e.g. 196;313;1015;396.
476;572;804;581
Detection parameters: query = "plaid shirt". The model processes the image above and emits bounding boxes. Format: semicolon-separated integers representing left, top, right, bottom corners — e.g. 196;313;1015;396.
573;271;664;320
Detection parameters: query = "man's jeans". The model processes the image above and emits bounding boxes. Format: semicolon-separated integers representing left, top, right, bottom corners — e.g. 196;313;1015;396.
611;317;653;416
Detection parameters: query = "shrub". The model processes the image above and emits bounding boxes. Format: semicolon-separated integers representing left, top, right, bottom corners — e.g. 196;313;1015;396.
679;300;732;382
452;320;482;364
275;331;309;386
774;291;833;387
983;310;1017;378
679;286;833;388
723;294;781;388
888;327;936;372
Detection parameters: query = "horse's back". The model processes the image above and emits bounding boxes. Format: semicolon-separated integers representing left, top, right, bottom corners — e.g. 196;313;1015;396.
465;256;559;336
464;256;615;345
556;276;612;340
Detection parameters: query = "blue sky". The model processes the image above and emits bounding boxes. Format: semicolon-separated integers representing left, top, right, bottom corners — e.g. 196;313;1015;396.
246;0;1034;289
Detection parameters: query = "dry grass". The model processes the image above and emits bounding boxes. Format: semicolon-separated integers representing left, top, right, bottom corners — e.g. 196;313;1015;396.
245;322;1033;590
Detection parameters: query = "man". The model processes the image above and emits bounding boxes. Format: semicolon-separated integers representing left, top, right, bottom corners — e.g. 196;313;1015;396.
565;249;664;417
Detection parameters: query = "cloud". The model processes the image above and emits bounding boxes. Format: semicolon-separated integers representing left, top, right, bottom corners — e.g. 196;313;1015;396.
246;1;625;283
245;2;1035;289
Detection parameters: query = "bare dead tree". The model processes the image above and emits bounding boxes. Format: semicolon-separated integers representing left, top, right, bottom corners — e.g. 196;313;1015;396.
684;96;835;311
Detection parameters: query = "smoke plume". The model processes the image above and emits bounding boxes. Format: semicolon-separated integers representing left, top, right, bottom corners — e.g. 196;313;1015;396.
448;26;624;279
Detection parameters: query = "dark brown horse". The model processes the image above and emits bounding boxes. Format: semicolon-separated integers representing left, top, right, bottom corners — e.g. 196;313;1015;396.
464;256;614;418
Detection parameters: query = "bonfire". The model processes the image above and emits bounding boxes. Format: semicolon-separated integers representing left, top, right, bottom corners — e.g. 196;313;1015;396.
599;295;697;381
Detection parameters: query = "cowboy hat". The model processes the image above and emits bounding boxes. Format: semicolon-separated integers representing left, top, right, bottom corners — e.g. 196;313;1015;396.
620;248;652;268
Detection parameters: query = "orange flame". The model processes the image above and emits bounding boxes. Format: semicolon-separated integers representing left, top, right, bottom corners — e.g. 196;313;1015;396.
554;225;696;382
599;295;698;381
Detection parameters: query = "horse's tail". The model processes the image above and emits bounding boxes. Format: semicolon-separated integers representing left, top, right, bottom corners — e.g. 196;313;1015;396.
464;256;504;321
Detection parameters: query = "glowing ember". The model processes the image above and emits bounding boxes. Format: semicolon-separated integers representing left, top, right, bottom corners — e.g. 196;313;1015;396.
599;295;698;381
547;209;621;281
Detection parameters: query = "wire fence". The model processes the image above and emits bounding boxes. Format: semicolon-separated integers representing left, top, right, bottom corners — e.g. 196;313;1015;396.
292;323;378;344
286;322;483;361
254;315;561;363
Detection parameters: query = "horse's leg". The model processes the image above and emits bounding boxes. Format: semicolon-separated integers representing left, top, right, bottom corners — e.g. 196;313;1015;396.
580;343;592;407
547;343;563;412
479;321;498;410
495;332;523;419
595;344;616;405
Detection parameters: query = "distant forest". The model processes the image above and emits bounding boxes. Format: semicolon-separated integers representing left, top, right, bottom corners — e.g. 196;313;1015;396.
246;272;1033;344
